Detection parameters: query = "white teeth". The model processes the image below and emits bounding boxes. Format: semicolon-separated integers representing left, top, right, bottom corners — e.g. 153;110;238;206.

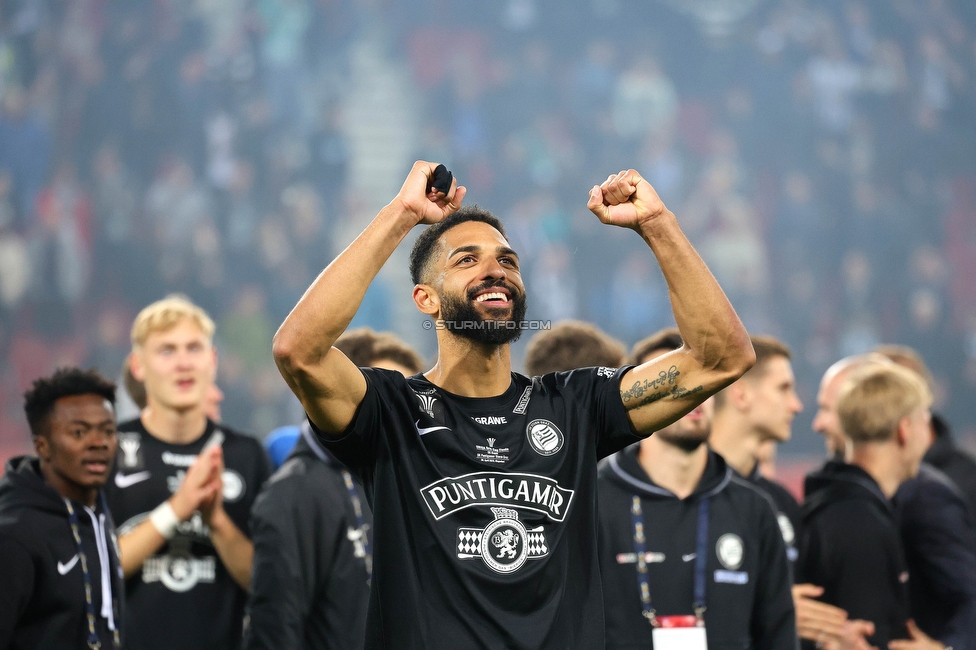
476;292;507;302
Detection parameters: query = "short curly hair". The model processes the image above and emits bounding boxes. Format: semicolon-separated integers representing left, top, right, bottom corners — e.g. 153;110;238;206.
408;206;507;285
24;368;117;437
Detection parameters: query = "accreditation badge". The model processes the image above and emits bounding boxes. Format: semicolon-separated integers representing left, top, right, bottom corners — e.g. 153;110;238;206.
652;616;707;650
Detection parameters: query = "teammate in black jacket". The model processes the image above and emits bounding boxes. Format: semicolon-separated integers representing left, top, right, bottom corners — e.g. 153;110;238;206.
798;363;941;650
273;163;755;648
706;335;804;564
597;328;796;649
0;368;124;649
599;445;797;649
246;329;423;650
245;424;372;650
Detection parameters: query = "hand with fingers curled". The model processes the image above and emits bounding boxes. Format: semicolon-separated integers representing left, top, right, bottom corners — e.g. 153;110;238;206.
586;168;670;232
393;160;466;226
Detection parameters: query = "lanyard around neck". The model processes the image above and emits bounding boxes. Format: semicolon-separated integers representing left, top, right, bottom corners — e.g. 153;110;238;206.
64;495;121;650
630;495;709;626
340;469;373;583
300;421;373;583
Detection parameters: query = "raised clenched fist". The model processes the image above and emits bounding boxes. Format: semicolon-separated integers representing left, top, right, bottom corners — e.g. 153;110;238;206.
394;161;466;226
587;169;670;231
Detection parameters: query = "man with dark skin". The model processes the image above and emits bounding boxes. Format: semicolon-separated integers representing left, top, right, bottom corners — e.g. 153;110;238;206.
0;368;124;649
273;162;755;649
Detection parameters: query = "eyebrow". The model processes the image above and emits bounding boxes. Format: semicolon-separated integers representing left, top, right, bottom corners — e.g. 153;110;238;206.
447;245;520;260
68;419;116;428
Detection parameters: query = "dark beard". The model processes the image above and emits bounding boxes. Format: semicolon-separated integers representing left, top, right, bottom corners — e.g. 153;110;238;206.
439;280;528;346
661;435;707;453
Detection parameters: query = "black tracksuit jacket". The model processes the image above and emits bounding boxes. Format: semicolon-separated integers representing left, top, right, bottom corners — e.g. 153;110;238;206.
925;413;976;516
798;461;910;649
894;463;976;650
598;446;798;650
244;427;372;650
0;456;124;650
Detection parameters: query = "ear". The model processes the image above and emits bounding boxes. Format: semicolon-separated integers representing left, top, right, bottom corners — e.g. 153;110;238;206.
727;381;751;412
210;346;219;379
413;284;440;317
129;351;146;382
895;415;912;449
33;433;51;462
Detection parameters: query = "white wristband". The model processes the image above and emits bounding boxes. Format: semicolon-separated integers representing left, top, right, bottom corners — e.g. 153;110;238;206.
149;501;180;539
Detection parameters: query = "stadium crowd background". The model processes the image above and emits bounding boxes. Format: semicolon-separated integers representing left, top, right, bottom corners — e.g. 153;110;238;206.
1;0;975;486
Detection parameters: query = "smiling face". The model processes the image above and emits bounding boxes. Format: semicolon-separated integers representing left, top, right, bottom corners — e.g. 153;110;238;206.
812;367;849;458
417;221;527;345
131;318;217;413
34;394;117;504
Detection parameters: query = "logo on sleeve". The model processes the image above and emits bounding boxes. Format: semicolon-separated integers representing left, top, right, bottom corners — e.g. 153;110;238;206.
596;367;617;379
716;533;744;570
776;513;795;546
456;507;549;574
526;419;564;456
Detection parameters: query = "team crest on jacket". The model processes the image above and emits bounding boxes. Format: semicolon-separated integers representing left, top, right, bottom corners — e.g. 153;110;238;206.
526;419;564;456
716;533;744;570
456;507;549;574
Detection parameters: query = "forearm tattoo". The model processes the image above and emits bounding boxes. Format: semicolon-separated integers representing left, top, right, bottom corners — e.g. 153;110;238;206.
620;366;703;409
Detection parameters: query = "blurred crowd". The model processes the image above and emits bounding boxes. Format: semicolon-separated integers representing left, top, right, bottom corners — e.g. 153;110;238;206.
0;0;975;453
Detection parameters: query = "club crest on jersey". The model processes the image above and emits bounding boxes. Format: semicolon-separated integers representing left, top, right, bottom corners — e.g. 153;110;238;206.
456;507;548;574
222;470;246;502
716;533;744;570
526;419;564;456
118;432;143;470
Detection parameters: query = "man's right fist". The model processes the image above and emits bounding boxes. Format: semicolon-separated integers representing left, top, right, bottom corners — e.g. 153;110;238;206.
394;161;466;225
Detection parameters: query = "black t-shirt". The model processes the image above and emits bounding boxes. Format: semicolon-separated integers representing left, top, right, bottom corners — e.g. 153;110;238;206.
314;366;642;650
103;419;271;650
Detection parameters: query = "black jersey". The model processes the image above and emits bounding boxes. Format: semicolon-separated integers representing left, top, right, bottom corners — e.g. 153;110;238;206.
103;419;271;650
313;366;643;650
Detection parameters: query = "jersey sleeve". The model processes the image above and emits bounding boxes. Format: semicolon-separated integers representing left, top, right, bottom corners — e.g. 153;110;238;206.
0;533;35;646
557;366;642;459
309;367;412;486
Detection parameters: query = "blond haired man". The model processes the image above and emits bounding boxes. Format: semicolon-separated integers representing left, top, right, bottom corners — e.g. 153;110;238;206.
104;296;271;650
798;364;942;650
